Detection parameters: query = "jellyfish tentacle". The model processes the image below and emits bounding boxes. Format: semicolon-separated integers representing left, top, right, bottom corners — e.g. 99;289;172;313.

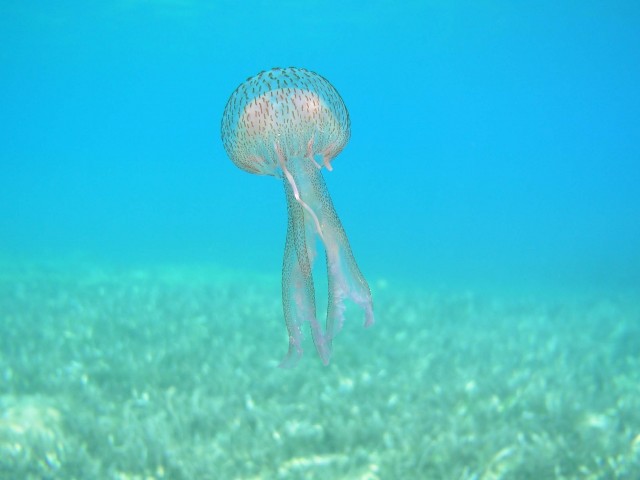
306;135;323;169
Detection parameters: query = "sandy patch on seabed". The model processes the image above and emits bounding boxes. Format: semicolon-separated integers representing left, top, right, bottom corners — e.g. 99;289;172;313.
1;263;639;479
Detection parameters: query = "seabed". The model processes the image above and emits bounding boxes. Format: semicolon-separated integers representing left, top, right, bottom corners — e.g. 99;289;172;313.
1;260;639;479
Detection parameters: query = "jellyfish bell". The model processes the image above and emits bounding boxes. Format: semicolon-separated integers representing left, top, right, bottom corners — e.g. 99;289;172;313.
228;85;347;176
221;67;373;366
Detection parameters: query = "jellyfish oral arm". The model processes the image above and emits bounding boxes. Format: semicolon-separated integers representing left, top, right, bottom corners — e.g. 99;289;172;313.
279;154;374;367
281;171;330;367
276;143;325;243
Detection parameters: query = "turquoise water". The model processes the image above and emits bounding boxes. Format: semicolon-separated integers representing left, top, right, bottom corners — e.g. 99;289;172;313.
1;2;639;478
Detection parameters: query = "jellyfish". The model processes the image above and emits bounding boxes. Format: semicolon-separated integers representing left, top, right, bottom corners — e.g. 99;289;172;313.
221;67;374;366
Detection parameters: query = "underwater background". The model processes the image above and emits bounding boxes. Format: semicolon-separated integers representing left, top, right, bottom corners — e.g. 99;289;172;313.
1;1;639;478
